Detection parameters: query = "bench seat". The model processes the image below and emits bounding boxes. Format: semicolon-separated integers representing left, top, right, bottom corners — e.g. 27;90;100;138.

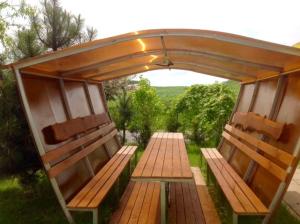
110;166;220;224
67;145;137;209
201;148;269;216
109;182;161;224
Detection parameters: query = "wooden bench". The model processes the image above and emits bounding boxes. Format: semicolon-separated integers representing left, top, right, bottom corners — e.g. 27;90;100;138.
42;116;137;224
109;166;220;224
200;112;296;223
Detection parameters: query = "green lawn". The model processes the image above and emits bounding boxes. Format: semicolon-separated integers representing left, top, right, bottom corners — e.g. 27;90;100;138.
0;146;299;224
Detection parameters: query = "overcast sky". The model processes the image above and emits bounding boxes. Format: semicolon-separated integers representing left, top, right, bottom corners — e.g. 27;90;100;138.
27;0;300;86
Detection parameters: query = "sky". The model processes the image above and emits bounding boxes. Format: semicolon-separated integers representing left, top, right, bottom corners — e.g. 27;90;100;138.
27;0;300;86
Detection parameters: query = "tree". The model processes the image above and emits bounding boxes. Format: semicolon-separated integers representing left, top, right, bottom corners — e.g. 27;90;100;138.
0;71;40;178
130;78;163;148
108;88;133;144
170;83;235;146
12;26;45;59
31;0;95;51
104;77;133;100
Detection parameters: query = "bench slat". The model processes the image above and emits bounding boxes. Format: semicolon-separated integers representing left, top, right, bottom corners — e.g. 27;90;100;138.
209;149;268;214
225;124;295;167
206;149;257;213
191;167;220;224
222;131;287;182
109;182;160;224
88;146;136;208
202;148;269;215
131;136;157;177
67;145;128;207
42;122;115;164
67;146;136;208
48;129;118;178
201;148;245;214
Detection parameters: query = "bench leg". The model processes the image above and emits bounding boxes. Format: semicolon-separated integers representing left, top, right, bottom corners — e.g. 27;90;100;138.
160;182;167;224
92;208;99;224
206;163;210;186
233;213;238;224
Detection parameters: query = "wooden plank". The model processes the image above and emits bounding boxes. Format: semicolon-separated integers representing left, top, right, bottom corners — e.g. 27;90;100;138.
88;146;137;208
131;135;157;178
42;113;110;143
182;183;196;224
172;133;183;178
135;183;155;224
209;149;268;214
225;124;295;166
222;131;287;181
201;149;245;214
169;182;177;224
146;183;161;224
42;122;115;163
177;133;193;178
175;183;186;224
162;133;174;178
48;129;118;178
206;149;257;213
191;167;220;224
118;182;143;224
109;181;135;224
188;183;206;224
152;133;168;177
232;112;285;140
141;133;164;177
67;146;130;208
127;182;148;224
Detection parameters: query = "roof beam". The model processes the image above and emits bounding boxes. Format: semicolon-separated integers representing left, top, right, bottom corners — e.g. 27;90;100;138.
90;65;243;82
87;61;254;80
61;49;281;78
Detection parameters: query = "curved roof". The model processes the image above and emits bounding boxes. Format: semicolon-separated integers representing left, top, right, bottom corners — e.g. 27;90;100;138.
7;29;300;82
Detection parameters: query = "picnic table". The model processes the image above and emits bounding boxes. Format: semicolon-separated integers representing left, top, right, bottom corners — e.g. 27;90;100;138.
131;132;193;224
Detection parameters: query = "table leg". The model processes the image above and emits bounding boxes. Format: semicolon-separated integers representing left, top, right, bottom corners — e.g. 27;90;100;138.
160;182;167;224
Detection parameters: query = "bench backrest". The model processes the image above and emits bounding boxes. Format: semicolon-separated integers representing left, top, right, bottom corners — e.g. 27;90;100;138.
41;113;121;200
223;112;296;182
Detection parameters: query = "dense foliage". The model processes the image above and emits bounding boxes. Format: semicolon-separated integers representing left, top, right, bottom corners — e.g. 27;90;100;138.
0;72;39;180
0;0;97;183
129;79;163;147
109;79;237;148
170;84;236;146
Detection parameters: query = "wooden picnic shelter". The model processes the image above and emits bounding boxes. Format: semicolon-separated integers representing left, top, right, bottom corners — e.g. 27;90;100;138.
4;29;300;223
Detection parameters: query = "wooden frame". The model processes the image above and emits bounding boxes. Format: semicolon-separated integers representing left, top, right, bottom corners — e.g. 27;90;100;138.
8;29;300;224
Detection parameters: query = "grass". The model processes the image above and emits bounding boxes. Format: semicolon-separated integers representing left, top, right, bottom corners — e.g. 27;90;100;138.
0;146;299;224
186;143;300;224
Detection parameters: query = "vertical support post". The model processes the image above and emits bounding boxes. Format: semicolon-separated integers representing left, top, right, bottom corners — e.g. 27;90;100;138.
232;213;238;224
92;208;99;224
83;81;95;115
14;68;75;224
160;182;167;224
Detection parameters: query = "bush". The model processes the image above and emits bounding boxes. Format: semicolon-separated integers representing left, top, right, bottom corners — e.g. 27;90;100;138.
167;83;236;146
0;72;40;181
129;78;163;148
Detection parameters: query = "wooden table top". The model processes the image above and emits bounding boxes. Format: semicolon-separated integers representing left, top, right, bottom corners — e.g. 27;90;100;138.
132;132;193;181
